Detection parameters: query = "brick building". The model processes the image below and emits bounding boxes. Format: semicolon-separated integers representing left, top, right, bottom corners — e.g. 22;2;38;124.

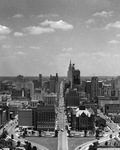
50;73;59;94
43;93;57;106
18;108;33;127
65;89;81;108
34;104;56;131
67;106;95;131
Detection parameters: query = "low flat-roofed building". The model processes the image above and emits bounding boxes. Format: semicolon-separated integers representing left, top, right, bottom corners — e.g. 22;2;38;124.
98;96;120;112
31;91;44;101
105;104;120;115
9;97;29;108
44;93;57;106
30;100;39;108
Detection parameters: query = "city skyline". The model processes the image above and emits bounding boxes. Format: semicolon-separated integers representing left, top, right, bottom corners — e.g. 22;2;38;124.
1;0;120;76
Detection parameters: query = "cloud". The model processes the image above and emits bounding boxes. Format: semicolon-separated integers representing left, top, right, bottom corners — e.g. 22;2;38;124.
91;52;111;57
0;35;8;40
15;46;24;49
13;14;24;18
15;51;26;55
93;11;114;17
40;20;73;30
104;21;120;30
14;32;25;37
86;19;95;24
37;14;58;18
0;25;11;34
24;26;55;34
2;45;10;48
108;40;120;44
62;47;73;52
117;34;120;37
30;46;40;50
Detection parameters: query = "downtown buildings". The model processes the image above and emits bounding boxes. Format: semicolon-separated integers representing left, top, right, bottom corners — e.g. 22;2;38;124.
64;61;97;131
17;74;59;131
2;61;120;132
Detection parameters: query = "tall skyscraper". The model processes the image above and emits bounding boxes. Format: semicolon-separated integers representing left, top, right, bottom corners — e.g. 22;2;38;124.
50;73;59;94
39;74;42;88
91;77;99;102
67;61;80;89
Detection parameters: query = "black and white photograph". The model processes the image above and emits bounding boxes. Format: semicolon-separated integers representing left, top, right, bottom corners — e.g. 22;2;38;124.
0;0;120;150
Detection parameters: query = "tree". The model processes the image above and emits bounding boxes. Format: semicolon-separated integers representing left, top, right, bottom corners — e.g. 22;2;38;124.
55;130;58;137
39;130;41;137
67;130;71;137
93;141;99;150
32;146;37;150
11;134;14;139
119;132;120;137
95;128;99;139
84;129;87;137
114;141;118;147
27;142;32;150
88;145;94;150
16;141;21;147
110;134;112;139
105;141;108;147
0;130;8;139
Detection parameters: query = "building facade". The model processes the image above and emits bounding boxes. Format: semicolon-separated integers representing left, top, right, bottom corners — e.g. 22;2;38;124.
43;93;57;106
35;104;56;131
91;77;99;102
50;73;59;94
65;89;81;108
67;106;95;131
67;61;80;89
18;108;33;127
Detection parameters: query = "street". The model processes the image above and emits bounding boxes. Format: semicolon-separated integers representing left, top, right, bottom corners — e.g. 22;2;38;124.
57;82;68;150
6;117;49;150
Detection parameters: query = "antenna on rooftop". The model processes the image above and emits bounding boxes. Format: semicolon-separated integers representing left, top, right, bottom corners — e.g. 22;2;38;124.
93;73;95;76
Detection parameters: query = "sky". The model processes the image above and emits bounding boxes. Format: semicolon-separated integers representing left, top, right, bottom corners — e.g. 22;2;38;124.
1;0;120;76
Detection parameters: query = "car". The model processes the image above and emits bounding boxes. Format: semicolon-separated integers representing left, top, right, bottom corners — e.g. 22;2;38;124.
61;129;64;132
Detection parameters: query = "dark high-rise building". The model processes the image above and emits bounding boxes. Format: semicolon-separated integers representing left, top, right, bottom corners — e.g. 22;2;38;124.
35;104;56;131
65;89;81;107
33;79;40;89
39;74;42;88
67;61;80;89
84;81;91;100
91;77;99;102
50;73;59;94
43;81;50;93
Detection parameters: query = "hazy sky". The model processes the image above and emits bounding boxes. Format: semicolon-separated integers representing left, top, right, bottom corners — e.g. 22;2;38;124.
1;0;120;76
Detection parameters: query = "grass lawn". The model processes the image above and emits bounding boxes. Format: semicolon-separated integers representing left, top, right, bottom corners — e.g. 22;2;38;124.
68;137;95;150
25;137;58;150
25;136;95;150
